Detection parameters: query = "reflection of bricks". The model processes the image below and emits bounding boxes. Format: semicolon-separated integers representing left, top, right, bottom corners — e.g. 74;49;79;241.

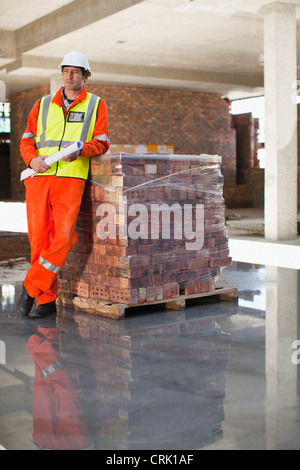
57;310;232;449
59;154;232;307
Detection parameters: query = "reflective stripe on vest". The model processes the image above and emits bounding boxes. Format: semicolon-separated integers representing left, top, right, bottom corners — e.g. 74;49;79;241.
35;92;101;180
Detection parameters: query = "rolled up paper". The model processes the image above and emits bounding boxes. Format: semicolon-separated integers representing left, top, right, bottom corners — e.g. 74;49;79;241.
20;141;84;181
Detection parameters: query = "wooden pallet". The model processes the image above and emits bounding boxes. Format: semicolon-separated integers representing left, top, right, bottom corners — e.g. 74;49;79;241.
57;286;238;321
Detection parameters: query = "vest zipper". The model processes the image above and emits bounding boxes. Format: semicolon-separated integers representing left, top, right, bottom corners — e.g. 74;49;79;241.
56;107;69;175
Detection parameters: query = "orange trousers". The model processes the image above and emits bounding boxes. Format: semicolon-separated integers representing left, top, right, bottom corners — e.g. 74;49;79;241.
24;176;85;305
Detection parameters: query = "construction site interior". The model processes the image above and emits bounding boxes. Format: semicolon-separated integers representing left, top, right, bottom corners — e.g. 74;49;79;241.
1;0;300;451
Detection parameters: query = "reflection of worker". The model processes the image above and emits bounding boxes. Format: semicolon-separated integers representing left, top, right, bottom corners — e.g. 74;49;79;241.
19;314;94;450
16;51;110;319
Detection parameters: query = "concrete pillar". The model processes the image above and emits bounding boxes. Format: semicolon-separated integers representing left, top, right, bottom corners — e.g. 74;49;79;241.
50;73;63;94
0;80;6;102
265;267;298;449
260;2;298;241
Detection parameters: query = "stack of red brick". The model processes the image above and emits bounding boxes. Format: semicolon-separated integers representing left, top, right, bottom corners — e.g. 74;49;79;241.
58;153;231;305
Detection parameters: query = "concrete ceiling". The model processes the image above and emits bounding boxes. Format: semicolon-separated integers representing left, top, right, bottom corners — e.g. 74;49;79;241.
1;0;300;100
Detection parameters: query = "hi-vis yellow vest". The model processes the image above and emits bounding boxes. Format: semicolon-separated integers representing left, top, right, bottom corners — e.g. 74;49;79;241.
35;92;101;180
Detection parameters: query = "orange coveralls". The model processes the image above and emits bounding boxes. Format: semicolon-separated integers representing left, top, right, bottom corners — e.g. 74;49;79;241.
20;87;109;305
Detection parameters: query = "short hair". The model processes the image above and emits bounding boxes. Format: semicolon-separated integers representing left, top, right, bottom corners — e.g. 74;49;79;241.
81;68;91;79
61;66;91;78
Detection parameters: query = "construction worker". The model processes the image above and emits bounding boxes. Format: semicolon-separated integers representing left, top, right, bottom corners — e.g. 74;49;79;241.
16;51;110;319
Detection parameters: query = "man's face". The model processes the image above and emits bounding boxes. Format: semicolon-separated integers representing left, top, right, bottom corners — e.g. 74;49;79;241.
62;66;86;92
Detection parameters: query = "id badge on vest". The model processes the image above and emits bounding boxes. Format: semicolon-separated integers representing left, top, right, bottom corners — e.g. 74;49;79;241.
68;111;85;123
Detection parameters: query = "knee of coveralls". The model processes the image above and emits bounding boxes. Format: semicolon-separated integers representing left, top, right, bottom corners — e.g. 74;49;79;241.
24;224;78;305
24;221;78;305
25;176;54;266
33;181;83;303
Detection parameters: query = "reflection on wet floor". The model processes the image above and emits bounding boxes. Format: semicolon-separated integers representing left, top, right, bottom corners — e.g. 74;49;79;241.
0;262;300;450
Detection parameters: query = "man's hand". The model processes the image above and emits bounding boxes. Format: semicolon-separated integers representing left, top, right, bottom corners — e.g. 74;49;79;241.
61;151;80;162
29;156;51;173
61;143;81;162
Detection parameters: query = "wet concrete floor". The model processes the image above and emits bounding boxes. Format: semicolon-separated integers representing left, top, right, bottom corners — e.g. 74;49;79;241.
0;261;299;450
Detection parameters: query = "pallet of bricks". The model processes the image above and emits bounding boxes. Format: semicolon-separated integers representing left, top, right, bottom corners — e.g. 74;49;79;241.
57;153;236;319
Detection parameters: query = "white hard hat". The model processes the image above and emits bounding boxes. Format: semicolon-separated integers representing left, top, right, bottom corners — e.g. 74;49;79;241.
60;51;91;72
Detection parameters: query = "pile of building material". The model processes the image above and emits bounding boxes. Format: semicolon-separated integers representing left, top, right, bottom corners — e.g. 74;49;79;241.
58;153;232;318
226;216;300;235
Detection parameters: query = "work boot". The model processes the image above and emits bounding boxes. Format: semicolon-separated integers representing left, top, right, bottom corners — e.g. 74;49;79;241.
28;301;57;319
16;284;35;317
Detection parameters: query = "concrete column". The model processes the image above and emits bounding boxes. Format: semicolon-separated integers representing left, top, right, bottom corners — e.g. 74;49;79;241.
260;2;298;241
265;267;298;449
0;80;6;102
50;73;63;94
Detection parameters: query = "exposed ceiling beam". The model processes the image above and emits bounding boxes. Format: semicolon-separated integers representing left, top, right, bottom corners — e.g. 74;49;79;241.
14;0;146;56
0;30;16;59
3;54;264;89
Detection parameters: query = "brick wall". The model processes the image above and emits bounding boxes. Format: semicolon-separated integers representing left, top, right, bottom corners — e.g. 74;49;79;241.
9;82;273;209
231;113;264;207
9;83;238;203
87;85;237;184
10;84;50;200
233;113;260;179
